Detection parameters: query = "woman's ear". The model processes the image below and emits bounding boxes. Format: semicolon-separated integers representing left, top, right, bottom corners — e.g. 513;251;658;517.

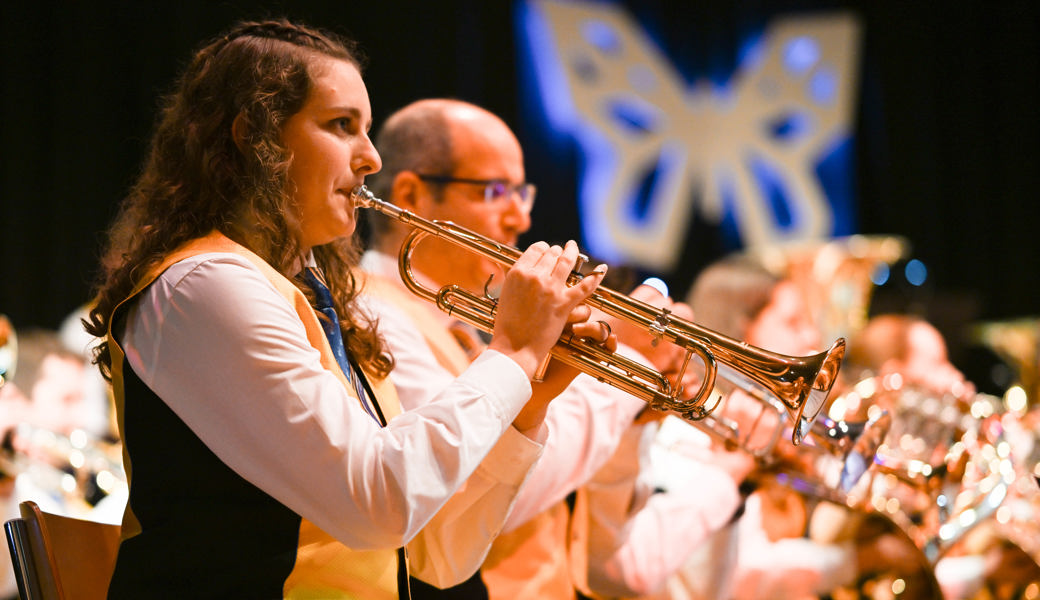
231;112;250;153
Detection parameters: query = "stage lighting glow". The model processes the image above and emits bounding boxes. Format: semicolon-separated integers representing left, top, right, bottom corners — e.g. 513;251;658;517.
582;18;622;54
904;259;927;286
810;66;838;104
870;263;890;285
517;1;861;270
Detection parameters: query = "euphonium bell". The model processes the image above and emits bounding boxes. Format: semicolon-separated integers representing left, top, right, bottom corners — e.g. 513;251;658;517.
352;185;846;444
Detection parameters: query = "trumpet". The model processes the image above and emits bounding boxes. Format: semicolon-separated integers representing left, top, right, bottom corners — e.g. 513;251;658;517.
352;185;846;444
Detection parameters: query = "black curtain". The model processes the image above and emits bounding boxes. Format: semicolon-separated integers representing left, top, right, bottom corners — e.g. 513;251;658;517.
3;1;1038;377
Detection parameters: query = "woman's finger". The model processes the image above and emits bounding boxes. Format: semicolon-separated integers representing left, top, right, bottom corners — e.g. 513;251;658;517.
512;241;551;272
565;304;592;324
549;240;581;281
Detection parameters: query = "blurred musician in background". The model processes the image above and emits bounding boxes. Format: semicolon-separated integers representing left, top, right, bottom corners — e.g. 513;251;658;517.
845;314;1040;599
1;315;23;600
1;323;124;598
845;313;973;398
81;20;603;598
645;256;926;600
361;98;735;599
560;269;756;599
0;326;124;520
4;328;107;439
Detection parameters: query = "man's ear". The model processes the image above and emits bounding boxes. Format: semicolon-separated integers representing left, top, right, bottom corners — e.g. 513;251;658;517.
391;171;423;211
231;112;250;153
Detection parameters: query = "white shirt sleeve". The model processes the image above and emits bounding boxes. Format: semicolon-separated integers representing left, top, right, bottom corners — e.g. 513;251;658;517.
502;368;648;531
730;494;858;599
368;295;546;584
583;420;743;597
121;253;533;557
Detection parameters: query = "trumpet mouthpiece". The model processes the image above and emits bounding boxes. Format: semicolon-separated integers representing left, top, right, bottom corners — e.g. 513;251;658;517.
350;185;374;207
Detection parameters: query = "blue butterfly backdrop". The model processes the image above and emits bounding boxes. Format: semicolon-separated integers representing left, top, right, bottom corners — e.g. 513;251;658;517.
518;0;858;275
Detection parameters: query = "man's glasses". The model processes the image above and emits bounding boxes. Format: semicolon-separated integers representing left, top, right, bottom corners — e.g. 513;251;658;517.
417;174;536;211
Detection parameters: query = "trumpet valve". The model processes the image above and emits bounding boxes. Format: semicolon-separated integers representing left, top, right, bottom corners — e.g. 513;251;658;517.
649;309;671;347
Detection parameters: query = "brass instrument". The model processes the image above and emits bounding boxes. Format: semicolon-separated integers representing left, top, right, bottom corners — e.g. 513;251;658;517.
746;234;909;343
691;379;890;500
806;411;893;496
352;185;846;444
6;423;127;516
834;376;1016;566
974;317;1040;409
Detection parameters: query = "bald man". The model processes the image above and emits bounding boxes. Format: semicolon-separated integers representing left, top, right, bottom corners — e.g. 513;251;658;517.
359;99;743;599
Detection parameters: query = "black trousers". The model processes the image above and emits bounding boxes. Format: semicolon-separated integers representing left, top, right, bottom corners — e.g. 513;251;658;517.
408;572;489;600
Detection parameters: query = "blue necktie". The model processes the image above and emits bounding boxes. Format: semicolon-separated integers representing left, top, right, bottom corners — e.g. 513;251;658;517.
298;267;383;424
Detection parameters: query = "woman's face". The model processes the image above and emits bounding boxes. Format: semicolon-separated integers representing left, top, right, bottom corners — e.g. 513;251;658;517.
281;58;381;252
745;280;821;357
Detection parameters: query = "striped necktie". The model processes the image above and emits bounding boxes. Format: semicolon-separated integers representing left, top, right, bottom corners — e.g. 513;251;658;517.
297;267;383;425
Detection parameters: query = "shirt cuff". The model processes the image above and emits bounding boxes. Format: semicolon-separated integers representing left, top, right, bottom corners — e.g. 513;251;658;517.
457;349;533;421
474;425;545;488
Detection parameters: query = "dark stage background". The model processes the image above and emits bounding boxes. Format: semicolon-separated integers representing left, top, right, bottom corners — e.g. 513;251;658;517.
2;1;1038;387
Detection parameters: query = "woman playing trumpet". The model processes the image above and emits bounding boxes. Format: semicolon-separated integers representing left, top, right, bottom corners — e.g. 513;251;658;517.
84;19;605;599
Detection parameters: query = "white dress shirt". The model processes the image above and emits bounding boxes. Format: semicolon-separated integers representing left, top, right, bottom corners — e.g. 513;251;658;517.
360;250;648;532
640;417;856;600
120;251;543;585
584;416;743;598
730;494;857;599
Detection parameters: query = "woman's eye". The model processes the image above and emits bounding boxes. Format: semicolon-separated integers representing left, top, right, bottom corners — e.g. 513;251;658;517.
334;117;354;132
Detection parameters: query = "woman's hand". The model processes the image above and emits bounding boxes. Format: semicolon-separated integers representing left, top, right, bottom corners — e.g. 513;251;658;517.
488;241;607;431
488;240;605;381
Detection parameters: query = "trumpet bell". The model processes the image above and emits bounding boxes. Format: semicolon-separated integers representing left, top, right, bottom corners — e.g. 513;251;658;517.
788;339;847;444
710;335;846;445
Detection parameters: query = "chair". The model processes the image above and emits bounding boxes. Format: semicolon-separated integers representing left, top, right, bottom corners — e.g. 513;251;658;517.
4;500;121;600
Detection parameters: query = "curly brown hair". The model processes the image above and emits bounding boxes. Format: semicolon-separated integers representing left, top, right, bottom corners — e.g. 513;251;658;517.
85;19;392;381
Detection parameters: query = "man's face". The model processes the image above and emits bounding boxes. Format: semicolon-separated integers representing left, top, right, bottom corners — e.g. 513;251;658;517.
30;354;86;435
412;110;532;292
746;281;821;357
898;321;966;393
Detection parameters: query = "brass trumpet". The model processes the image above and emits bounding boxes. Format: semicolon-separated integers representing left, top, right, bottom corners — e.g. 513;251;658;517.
352;185;846;444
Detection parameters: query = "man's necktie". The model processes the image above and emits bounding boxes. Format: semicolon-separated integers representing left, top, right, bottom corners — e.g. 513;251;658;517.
297;267;383;424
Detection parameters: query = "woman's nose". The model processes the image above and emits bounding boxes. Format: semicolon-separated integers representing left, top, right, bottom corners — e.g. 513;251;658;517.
354;135;381;175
